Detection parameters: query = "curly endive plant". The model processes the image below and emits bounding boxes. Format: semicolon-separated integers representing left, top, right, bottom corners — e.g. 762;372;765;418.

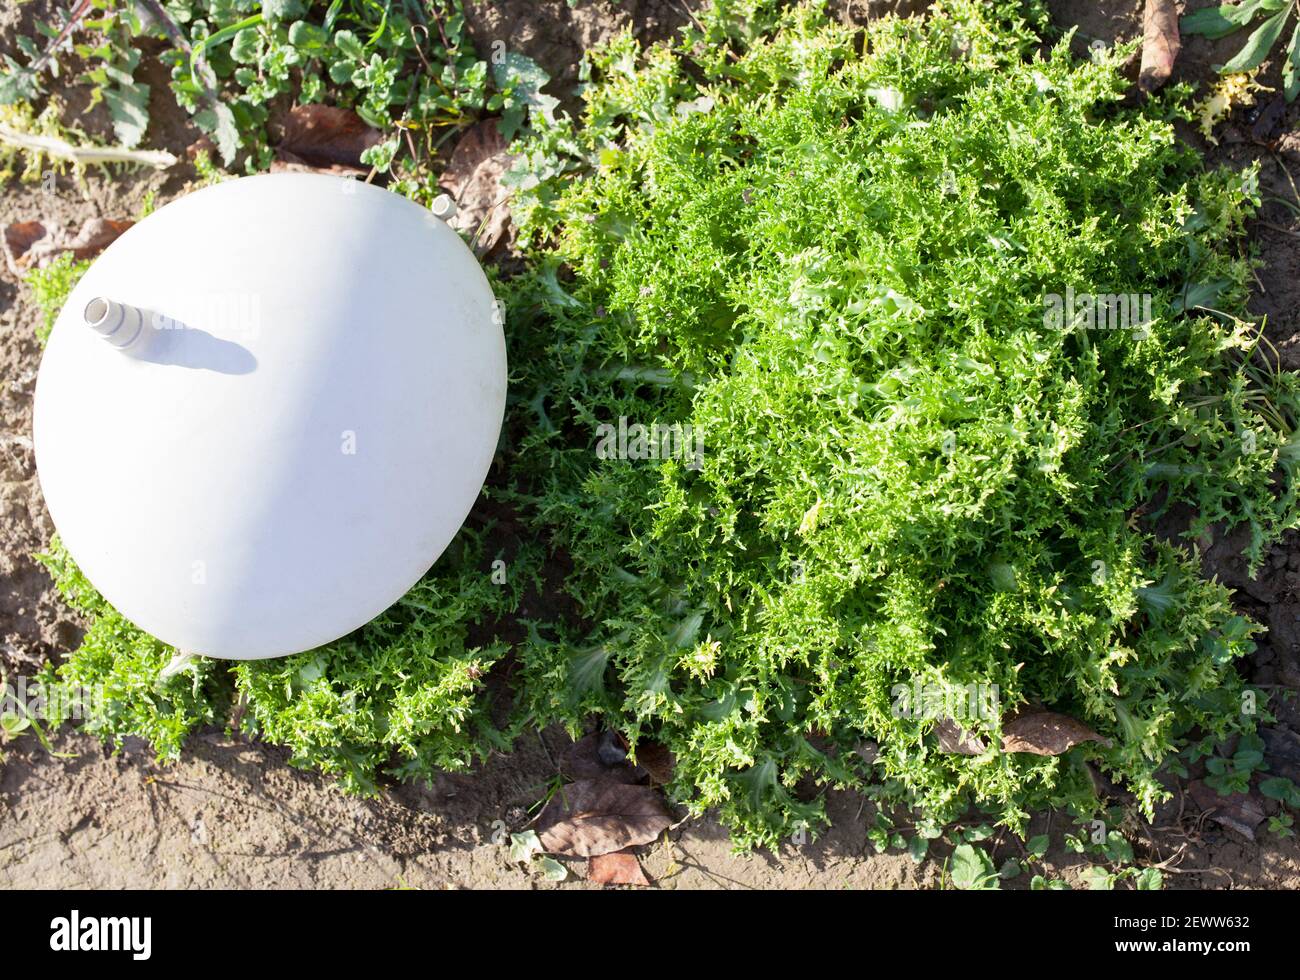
505;0;1300;847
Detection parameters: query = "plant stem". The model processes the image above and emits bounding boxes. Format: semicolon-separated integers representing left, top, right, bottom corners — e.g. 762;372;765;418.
0;123;177;169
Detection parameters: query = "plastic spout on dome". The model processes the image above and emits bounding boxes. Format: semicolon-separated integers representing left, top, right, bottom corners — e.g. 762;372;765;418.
83;297;155;354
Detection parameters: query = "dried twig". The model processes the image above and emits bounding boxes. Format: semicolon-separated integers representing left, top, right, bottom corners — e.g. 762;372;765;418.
30;0;96;71
0;123;177;169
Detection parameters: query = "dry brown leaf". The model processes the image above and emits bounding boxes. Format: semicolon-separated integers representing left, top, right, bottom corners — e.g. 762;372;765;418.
562;732;645;784
438;119;507;199
1000;711;1110;756
65;217;133;259
270;152;369;178
588;849;651;887
273;105;383;173
3;216;132;277
537;779;672;857
632;740;676;784
935;717;987;755
2;220;48;276
1249;95;1288;143
1139;0;1180;94
1188;780;1265;841
437;118;513;256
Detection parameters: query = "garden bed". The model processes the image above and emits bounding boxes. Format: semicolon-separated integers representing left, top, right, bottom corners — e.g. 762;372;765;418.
3;0;1300;888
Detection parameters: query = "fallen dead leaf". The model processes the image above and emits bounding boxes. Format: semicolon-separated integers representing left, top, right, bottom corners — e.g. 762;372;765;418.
562;732;646;785
65;217;133;258
537;779;672;857
632;740;676;784
437;118;505;199
1139;0;1180;95
1188;780;1265;841
588;849;651;887
1000;711;1110;756
3;217;132;277
437;118;513;256
2;221;47;276
272;105;383;174
1249;95;1288;143
270;154;368;178
936;717;987;755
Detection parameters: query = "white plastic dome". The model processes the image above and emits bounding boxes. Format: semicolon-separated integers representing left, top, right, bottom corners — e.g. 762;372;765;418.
33;173;506;660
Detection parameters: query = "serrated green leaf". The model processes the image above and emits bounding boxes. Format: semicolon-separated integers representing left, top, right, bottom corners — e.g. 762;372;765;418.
0;64;41;104
909;836;929;862
950;844;999;890
230;27;260;64
492;50;559;139
1101;832;1133;864
1285;23;1300;99
360;136;398;173
262;0;305;23
334;30;366;61
1172;278;1232;314
508;830;542;864
1083;866;1114;890
103;82;150;148
568;643;613;698
1183;1;1285;40
536;855;569;881
287;20;327;51
1031;874;1070;890
1259;776;1300;803
1136;867;1164;890
1221;8;1292;73
193;100;240;164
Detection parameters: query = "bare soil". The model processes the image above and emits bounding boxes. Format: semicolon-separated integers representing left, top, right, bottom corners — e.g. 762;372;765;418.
3;0;1300;889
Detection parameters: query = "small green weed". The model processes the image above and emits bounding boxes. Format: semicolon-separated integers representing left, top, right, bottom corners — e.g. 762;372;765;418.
0;0;555;185
25;253;91;344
